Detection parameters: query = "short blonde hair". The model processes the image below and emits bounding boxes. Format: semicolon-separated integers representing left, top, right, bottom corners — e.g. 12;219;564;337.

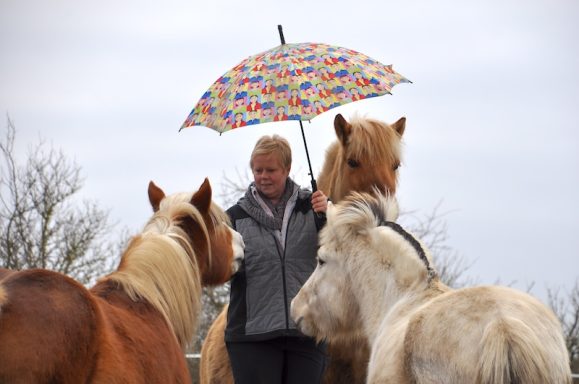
250;134;292;170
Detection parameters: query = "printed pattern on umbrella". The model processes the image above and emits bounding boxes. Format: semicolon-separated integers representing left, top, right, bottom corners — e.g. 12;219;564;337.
181;43;410;133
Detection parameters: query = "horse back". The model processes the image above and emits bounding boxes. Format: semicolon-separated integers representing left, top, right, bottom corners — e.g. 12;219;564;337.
0;269;100;383
399;285;571;384
87;280;192;383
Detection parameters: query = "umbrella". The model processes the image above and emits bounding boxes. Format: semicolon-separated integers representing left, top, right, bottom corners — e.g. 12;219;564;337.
180;25;410;191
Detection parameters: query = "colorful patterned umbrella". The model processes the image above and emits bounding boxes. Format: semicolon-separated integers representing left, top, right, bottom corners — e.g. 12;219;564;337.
180;26;410;190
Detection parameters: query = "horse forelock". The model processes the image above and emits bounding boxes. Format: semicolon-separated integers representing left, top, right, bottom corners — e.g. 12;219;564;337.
346;116;402;165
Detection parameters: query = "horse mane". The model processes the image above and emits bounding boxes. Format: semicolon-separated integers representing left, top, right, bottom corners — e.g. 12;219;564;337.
325;191;399;238
103;191;229;349
343;114;403;166
324;192;436;285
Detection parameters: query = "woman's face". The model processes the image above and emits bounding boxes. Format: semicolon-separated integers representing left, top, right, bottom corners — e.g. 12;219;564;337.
251;153;290;202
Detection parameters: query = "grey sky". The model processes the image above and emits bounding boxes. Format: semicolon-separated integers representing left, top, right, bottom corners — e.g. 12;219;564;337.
1;0;578;302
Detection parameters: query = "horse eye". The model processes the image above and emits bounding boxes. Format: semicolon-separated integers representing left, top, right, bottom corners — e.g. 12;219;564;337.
393;162;400;171
317;257;326;266
347;158;360;168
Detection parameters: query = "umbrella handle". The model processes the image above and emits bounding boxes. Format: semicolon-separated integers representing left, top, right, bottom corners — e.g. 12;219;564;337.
310;178;327;222
310;178;317;193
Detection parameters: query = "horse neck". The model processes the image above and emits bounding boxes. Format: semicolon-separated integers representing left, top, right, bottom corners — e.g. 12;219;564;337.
353;269;400;341
354;268;448;342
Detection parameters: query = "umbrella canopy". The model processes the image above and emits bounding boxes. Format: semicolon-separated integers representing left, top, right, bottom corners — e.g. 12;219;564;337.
180;26;410;190
180;41;409;133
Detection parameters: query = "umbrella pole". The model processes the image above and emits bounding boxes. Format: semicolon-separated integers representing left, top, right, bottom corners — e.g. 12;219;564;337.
299;120;317;192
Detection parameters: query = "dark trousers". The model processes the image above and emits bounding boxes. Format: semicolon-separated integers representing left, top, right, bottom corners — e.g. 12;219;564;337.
226;336;327;384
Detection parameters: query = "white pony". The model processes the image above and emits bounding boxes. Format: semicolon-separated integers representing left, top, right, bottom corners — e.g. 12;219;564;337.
291;192;572;384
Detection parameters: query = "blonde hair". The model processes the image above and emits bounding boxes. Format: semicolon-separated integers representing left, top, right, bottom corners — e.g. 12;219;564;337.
250;134;292;169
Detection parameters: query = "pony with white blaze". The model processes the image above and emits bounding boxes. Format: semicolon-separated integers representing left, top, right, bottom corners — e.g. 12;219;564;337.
291;192;572;384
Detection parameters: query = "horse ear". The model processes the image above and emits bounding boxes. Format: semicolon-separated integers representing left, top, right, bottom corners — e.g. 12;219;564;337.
191;177;212;214
334;113;352;146
148;181;165;212
392;117;406;137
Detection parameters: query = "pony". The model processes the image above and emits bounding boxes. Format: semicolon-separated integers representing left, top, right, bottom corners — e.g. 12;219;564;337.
291;192;572;384
200;113;406;384
0;178;244;384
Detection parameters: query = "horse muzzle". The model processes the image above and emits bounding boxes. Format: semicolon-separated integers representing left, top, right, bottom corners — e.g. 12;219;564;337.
230;229;245;275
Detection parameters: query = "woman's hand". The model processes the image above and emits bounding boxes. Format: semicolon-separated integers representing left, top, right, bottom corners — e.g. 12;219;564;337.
311;190;329;213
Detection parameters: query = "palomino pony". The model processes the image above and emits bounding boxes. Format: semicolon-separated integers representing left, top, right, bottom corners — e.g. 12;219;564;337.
292;192;572;384
200;113;406;384
0;178;244;383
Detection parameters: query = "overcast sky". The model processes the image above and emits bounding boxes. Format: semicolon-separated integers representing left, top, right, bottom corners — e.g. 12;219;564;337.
1;0;578;302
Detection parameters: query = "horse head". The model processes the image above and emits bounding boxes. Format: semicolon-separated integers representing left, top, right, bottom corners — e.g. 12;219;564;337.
317;114;405;203
292;192;435;341
147;178;244;287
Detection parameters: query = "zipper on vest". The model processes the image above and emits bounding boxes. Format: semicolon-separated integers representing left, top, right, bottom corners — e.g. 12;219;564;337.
278;216;292;330
281;258;290;330
271;229;291;330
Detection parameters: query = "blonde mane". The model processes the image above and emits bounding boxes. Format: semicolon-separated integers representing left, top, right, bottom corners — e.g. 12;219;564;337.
105;191;229;348
322;191;400;246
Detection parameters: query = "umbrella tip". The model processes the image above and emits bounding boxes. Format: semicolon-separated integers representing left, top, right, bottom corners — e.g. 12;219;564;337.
277;25;286;45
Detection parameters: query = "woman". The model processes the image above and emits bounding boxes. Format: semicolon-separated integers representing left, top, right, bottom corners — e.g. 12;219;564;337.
225;134;328;384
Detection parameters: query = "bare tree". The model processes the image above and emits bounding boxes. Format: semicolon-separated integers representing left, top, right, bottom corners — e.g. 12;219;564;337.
399;201;475;289
189;284;231;353
217;168;252;209
0;117;120;285
547;279;579;372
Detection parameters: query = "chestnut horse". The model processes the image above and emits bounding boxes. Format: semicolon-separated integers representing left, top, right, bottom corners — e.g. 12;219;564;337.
292;192;572;384
0;178;244;383
200;113;406;384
